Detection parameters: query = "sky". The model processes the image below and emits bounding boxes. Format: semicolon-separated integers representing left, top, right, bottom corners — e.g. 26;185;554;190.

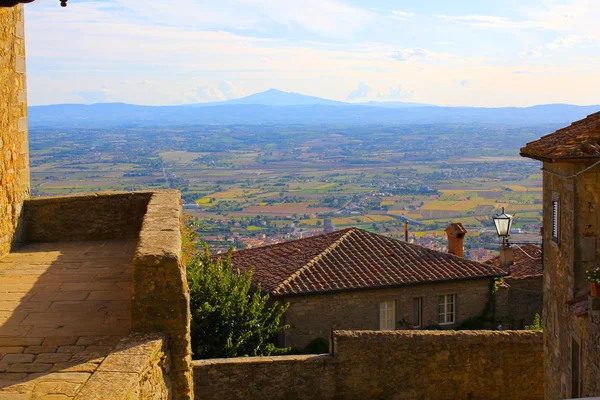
24;0;600;107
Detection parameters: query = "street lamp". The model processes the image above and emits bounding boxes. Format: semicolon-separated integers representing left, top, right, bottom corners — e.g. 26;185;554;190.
493;207;514;246
493;207;515;268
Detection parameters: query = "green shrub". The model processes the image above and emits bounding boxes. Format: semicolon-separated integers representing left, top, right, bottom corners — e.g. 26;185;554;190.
525;313;543;331
187;245;289;359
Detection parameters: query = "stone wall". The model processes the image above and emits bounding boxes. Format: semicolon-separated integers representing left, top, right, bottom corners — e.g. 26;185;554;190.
542;161;600;399
282;278;492;349
193;330;544;400
75;333;170;400
16;190;193;399
496;277;543;330
0;4;29;258
132;190;193;399
23;191;152;242
507;277;543;329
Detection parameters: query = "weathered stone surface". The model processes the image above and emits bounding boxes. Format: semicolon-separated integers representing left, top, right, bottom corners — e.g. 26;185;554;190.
0;4;29;258
542;161;600;399
74;332;170;400
282;278;493;349
23;192;152;243
131;191;192;399
194;330;543;400
495;276;544;330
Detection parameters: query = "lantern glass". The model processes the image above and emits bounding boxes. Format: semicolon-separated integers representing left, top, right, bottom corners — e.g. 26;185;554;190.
493;208;513;237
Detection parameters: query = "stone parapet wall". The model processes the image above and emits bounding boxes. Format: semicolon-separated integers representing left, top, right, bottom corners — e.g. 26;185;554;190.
23;191;152;242
132;190;193;399
0;4;29;257
194;330;543;400
74;333;170;400
13;190;193;398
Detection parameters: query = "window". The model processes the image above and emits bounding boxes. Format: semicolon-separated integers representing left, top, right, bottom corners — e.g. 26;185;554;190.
438;294;456;325
552;196;559;243
379;300;395;330
413;297;423;328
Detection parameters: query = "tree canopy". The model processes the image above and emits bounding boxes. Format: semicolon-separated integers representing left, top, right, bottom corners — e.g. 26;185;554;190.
187;245;289;359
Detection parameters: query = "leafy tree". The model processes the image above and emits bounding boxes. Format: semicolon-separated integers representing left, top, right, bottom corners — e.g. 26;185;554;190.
187;245;290;359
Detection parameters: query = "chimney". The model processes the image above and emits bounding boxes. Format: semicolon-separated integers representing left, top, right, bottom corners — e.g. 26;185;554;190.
445;222;467;258
499;245;514;269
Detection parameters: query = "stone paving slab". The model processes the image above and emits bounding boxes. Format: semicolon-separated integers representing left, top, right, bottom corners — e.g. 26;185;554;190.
0;240;135;399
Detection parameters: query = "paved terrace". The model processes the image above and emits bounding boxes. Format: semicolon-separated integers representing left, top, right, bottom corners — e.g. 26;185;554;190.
0;240;136;398
0;190;192;399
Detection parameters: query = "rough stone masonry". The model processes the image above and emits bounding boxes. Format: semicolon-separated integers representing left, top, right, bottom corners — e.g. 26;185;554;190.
0;4;30;257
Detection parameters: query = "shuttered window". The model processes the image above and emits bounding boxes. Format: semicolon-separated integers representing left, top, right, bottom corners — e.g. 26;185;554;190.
379;300;395;330
552;199;559;242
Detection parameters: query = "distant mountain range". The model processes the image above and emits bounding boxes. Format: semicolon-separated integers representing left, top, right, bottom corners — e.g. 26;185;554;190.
29;89;600;128
190;89;431;108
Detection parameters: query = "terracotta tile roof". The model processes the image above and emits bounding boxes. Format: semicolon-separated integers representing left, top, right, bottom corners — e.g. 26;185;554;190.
484;244;542;280
222;227;505;296
520;112;600;161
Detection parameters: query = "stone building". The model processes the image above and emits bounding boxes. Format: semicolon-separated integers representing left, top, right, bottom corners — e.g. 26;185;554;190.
222;227;505;349
486;244;543;329
521;112;600;399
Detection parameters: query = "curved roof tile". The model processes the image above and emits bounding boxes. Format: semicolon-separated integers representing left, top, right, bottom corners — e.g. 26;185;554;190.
222;227;506;296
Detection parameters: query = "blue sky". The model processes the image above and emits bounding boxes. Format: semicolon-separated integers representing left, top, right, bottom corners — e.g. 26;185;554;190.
25;0;600;106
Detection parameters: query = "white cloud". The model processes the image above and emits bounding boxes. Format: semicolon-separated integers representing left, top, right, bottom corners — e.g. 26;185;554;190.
546;35;598;49
520;49;545;57
390;48;456;63
377;85;414;99
389;10;416;21
76;85;112;104
218;81;245;100
437;15;543;30
454;79;472;87
107;0;376;39
183;81;244;103
346;82;372;100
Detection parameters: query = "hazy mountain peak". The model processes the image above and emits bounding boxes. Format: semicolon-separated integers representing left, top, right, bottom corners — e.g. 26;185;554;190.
225;89;345;106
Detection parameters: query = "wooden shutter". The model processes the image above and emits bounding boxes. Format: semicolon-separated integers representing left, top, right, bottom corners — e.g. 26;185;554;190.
552;199;559;242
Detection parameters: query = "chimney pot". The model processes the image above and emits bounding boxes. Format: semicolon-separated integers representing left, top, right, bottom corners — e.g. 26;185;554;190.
445;222;467;258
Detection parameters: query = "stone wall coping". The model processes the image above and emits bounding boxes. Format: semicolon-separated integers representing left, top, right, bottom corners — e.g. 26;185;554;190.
333;329;543;343
130;189;193;399
25;190;155;205
21;190;158;243
74;332;167;400
192;330;542;368
193;354;332;366
135;190;182;261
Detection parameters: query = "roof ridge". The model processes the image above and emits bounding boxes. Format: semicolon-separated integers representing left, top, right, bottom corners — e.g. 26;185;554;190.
232;227;353;255
272;227;358;295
